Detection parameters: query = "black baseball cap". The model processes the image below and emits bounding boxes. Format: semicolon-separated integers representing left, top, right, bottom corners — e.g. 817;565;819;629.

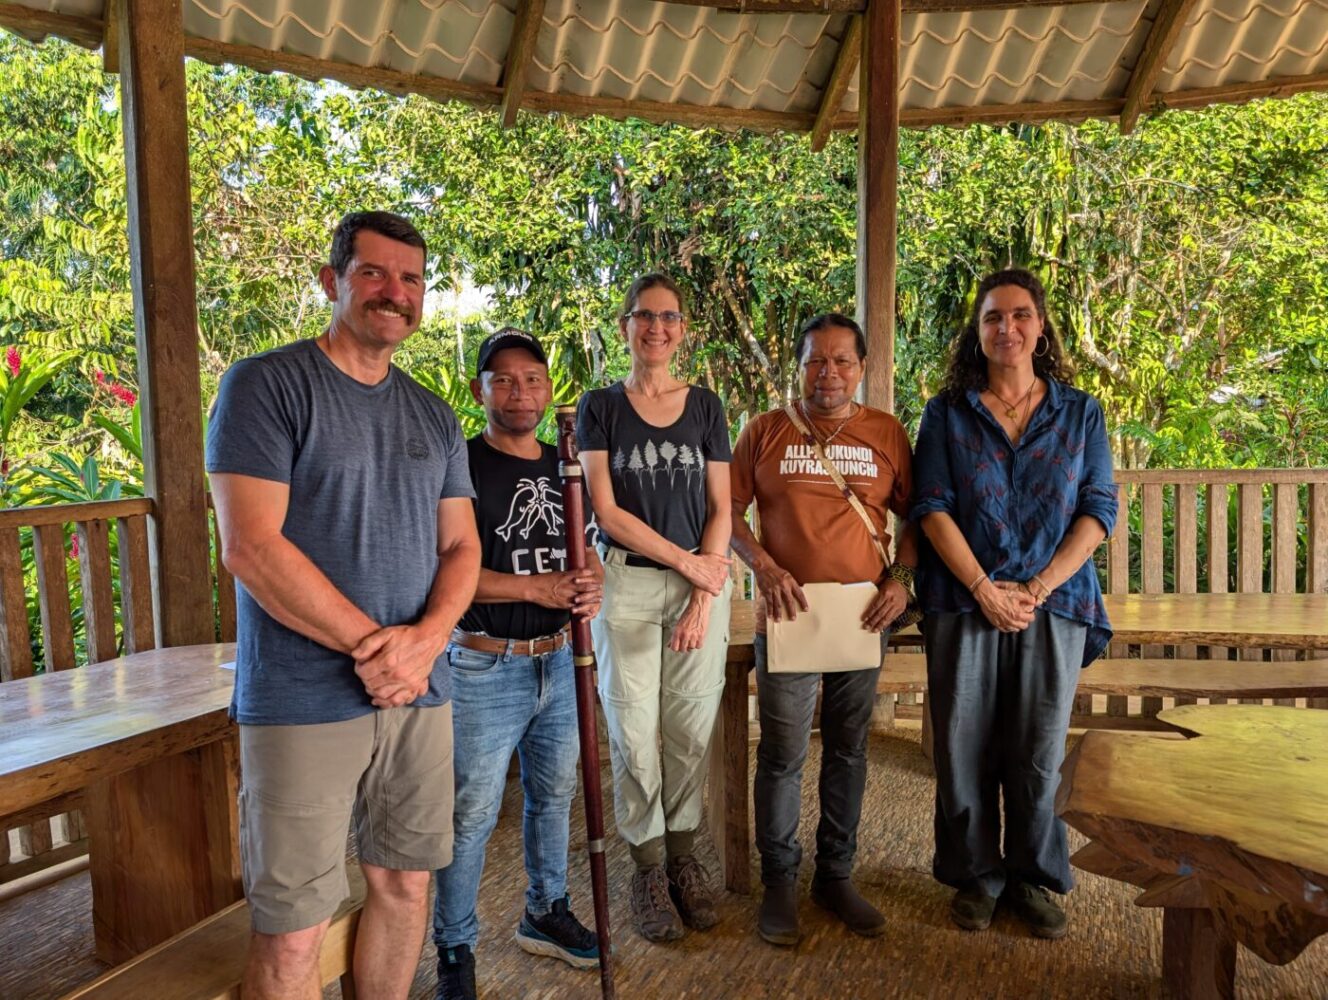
475;328;548;374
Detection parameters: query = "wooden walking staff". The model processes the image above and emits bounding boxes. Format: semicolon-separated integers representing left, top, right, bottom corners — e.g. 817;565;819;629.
555;403;617;998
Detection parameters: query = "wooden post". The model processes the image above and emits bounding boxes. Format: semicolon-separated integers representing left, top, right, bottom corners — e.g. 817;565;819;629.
119;0;215;647
855;0;899;413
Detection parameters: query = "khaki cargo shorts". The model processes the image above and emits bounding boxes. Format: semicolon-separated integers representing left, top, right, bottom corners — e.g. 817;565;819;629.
238;702;454;934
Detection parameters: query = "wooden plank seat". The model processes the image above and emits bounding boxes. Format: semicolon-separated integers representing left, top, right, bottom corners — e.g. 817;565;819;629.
746;654;1328;704
61;867;366;1000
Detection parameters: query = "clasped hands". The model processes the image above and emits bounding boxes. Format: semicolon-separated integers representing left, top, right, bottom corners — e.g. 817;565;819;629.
353;623;443;709
974;577;1051;633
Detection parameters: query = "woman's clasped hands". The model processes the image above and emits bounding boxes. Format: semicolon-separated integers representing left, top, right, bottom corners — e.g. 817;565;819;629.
973;577;1040;633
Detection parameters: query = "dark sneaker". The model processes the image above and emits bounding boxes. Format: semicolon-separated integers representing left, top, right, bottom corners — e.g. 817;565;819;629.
949;888;997;931
1002;881;1068;940
757;882;800;946
666;854;720;931
810;877;886;937
631;865;685;942
515;895;600;970
435;943;477;1000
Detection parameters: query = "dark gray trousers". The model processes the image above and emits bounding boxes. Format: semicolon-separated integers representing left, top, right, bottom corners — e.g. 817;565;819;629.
924;610;1085;897
753;633;884;886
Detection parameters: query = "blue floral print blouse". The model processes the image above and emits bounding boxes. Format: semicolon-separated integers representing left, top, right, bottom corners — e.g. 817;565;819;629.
909;379;1119;667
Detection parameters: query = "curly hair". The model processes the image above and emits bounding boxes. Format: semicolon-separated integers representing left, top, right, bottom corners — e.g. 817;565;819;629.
941;268;1075;399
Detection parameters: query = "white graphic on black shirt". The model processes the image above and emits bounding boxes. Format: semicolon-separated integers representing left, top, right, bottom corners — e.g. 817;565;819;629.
495;477;565;541
614;441;704;488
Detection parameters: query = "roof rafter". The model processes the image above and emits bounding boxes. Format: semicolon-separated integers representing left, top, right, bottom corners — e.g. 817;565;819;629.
1120;0;1201;134
102;0;121;73
661;0;1136;13
499;0;546;128
0;1;103;48
810;14;861;152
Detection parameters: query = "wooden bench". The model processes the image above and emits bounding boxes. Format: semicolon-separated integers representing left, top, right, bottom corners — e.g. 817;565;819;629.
62;867;366;999
746;653;1328;723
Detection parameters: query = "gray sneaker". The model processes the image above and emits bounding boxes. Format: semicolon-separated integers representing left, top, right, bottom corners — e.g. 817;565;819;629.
1002;881;1068;939
630;865;685;942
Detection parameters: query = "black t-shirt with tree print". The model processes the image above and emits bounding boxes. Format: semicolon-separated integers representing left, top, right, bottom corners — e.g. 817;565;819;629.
576;382;731;553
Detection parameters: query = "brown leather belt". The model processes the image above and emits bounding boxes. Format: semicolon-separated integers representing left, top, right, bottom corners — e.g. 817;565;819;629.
449;627;570;656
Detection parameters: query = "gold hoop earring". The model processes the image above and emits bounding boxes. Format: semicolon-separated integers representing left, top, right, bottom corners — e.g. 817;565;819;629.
1034;335;1050;358
973;340;984;362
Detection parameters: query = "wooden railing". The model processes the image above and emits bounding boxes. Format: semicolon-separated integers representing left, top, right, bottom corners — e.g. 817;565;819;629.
0;498;156;884
1086;468;1328;722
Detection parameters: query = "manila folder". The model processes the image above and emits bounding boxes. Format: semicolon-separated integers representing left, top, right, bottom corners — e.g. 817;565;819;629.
766;581;881;673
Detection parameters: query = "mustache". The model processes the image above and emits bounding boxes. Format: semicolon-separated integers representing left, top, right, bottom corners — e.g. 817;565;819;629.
365;299;414;321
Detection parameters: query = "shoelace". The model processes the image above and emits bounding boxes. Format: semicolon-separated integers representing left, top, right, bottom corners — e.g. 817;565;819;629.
635;868;673;912
542;903;594;946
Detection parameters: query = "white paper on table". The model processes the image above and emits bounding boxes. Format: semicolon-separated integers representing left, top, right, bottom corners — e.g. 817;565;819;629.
219;661;236;671
766;581;882;673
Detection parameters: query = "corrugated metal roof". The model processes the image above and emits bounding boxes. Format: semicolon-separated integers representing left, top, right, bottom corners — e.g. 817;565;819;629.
4;0;1327;129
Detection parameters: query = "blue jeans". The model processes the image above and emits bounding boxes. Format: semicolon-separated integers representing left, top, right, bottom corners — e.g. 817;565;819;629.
432;641;580;950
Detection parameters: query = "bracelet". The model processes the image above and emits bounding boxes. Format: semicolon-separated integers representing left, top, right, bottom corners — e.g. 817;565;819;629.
1020;581;1047;608
967;572;988;594
1031;573;1052;601
886;562;916;598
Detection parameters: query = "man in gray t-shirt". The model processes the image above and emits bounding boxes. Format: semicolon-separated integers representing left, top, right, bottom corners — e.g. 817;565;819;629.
206;211;480;998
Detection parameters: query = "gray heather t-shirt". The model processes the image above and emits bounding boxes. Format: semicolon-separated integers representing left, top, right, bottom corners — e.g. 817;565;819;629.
205;339;474;725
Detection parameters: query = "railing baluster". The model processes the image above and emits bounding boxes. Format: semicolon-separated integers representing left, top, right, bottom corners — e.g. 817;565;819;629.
1173;483;1198;706
117;514;157;653
1306;483;1327;708
1140;483;1165;718
1105;483;1130;719
1236;483;1264;703
32;523;76;672
0;526;33;682
77;518;118;665
1270;484;1299;705
212;510;236;644
1205;482;1230;703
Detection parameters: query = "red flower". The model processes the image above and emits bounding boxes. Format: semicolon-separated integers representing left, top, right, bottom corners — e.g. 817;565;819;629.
94;369;107;386
111;384;137;407
5;347;19;378
70;534;80;559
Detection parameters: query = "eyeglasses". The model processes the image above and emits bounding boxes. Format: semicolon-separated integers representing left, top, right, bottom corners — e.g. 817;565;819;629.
625;309;684;328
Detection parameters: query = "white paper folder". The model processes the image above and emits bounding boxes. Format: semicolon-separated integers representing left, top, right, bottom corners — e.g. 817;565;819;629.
766;581;882;673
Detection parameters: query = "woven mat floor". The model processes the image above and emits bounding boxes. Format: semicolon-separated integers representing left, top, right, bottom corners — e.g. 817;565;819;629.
2;727;1324;999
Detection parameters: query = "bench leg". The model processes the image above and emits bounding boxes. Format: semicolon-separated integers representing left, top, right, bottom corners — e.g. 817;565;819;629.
84;734;242;964
1162;908;1235;1000
708;657;752;895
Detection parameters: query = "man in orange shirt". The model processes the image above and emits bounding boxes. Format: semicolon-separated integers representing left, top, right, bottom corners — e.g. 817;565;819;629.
731;313;918;947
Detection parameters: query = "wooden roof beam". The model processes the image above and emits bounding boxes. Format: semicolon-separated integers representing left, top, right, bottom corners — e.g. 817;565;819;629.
0;1;103;49
662;0;1137;13
102;0;121;73
1120;0;1200;134
499;0;546;128
810;15;861;151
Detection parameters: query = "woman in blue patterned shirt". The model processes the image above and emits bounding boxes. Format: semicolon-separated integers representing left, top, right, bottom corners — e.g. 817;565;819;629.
910;268;1118;941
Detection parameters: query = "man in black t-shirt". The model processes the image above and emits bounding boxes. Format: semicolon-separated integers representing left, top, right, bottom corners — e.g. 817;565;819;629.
432;329;603;1000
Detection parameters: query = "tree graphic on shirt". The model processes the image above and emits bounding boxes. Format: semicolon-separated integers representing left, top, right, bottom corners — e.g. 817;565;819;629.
627;444;644;482
678;444;695;485
612;448;627;477
644;440;659;485
659;440;678;484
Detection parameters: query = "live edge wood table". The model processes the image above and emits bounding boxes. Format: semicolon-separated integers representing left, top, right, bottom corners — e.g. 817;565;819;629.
710;593;1328;896
0;644;241;965
1058;704;1328;1000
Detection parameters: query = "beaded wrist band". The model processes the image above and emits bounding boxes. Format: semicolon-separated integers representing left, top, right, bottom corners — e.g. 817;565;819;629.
886;562;916;597
967;572;988;594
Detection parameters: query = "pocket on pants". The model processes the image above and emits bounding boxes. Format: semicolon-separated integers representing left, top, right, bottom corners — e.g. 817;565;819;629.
448;645;501;675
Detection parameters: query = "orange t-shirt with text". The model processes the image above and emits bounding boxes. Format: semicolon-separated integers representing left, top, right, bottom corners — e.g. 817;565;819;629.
730;406;913;632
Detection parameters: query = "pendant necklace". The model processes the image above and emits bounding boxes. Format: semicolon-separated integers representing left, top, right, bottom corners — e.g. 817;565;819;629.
801;400;856;447
988;377;1036;420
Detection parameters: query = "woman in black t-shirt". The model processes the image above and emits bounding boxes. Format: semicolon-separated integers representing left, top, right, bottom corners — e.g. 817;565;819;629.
576;272;733;944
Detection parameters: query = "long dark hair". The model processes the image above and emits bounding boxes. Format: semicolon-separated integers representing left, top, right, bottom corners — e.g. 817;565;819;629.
941;268;1074;399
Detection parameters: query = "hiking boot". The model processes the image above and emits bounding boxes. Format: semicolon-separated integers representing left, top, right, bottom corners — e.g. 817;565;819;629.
949;888;997;931
757;882;800;946
810;877;886;937
435;943;477;1000
515;895;600;970
667;855;720;931
630;865;684;942
1002;881;1068;940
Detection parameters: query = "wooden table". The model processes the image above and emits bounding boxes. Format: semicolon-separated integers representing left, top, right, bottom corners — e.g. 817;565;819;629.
710;594;1328;895
1058;704;1328;999
0;644;241;964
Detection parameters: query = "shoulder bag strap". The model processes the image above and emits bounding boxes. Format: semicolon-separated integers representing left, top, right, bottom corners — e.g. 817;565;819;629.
784;402;890;570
